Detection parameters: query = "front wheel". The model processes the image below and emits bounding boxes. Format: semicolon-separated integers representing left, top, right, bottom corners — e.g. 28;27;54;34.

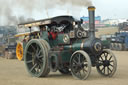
96;49;117;77
70;50;91;80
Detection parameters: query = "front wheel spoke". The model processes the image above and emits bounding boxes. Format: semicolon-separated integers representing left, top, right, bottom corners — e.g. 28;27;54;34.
108;66;112;73
100;56;104;61
109;56;112;61
104;53;108;57
109;64;114;67
110;60;114;62
98;63;103;66
103;67;106;74
101;66;105;71
104;53;108;60
30;63;37;72
107;66;109;74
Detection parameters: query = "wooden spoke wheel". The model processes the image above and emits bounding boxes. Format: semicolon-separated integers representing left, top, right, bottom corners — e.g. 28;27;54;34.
70;50;91;80
96;49;117;77
24;39;49;77
16;42;24;61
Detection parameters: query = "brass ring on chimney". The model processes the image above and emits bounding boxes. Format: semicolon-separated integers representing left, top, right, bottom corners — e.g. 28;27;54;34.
88;6;95;11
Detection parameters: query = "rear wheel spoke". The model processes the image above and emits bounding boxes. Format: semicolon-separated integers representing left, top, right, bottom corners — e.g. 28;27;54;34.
36;65;40;73
30;63;37;72
38;55;44;58
27;51;32;55
31;44;36;51
37;50;42;56
26;60;33;63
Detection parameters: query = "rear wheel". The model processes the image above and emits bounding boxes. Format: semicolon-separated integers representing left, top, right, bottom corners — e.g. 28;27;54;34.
96;49;117;77
70;50;91;80
39;39;50;75
24;39;49;77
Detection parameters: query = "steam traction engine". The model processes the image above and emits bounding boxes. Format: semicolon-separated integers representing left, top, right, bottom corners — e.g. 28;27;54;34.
16;6;117;80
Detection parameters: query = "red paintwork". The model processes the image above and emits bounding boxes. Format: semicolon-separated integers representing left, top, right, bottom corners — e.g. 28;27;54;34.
48;32;58;40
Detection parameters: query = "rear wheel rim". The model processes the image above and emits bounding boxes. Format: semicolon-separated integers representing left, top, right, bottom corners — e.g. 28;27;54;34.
24;40;47;77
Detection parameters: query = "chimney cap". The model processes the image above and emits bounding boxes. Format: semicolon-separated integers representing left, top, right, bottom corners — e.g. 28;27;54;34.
88;6;95;11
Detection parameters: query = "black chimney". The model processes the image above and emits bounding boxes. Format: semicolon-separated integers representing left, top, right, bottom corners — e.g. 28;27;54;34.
88;6;95;38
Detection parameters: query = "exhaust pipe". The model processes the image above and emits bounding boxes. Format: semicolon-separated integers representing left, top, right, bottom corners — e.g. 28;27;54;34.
88;6;95;38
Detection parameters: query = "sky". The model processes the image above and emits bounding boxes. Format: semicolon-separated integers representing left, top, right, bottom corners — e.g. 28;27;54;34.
0;0;128;25
31;0;128;20
29;0;128;20
92;0;128;19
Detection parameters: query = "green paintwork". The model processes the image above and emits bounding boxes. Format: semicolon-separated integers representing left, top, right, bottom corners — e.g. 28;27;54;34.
64;39;83;51
60;50;72;62
48;34;70;47
101;40;110;48
41;31;49;42
23;42;27;50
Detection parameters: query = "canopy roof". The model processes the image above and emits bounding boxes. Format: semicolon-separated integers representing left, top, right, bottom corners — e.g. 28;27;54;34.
18;15;76;28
